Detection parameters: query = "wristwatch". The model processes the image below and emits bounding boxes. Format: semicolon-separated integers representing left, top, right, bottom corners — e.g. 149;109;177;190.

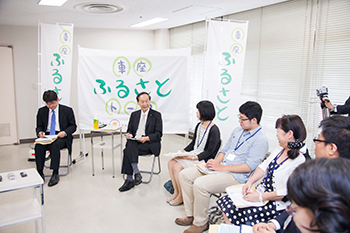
259;192;263;202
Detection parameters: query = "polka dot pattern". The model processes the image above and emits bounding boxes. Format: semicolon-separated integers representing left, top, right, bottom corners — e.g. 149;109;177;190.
216;155;283;226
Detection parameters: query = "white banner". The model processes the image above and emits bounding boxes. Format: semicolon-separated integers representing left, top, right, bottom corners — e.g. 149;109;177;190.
40;23;74;105
77;47;191;134
203;20;249;142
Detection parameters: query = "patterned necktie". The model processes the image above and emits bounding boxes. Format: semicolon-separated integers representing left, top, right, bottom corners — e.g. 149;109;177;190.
136;113;146;139
50;110;56;135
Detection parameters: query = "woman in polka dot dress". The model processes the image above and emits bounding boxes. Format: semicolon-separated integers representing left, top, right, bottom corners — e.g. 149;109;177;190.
216;115;307;226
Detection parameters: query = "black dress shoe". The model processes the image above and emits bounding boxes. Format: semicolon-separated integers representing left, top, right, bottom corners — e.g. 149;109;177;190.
119;180;135;192
134;173;142;185
48;174;59;187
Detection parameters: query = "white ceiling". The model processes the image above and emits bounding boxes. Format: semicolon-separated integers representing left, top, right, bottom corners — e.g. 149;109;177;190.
0;0;288;30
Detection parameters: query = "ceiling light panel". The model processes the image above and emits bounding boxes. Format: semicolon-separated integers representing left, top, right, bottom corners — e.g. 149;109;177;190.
130;18;169;28
38;0;68;6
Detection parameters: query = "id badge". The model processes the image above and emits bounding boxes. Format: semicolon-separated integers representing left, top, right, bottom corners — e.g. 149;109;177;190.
226;153;236;161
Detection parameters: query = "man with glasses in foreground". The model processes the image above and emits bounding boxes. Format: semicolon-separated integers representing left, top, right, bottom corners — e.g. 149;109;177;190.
176;101;269;233
35;90;77;187
253;115;350;233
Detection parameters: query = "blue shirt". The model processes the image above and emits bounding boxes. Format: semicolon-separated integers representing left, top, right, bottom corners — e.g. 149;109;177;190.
218;126;269;183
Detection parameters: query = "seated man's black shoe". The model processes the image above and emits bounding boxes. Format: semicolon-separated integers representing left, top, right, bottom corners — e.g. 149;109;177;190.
119;180;135;192
134;173;142;185
48;174;59;187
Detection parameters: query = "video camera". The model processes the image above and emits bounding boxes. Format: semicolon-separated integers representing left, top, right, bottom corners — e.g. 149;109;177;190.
316;86;330;119
316;86;329;108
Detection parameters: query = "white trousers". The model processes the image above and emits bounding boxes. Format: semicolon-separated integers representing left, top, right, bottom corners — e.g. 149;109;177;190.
179;167;240;226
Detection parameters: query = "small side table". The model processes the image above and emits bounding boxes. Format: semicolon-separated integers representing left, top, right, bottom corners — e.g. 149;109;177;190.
0;168;45;233
90;126;123;178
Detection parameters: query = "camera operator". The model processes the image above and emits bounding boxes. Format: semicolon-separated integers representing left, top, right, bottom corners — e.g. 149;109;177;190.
322;95;350;115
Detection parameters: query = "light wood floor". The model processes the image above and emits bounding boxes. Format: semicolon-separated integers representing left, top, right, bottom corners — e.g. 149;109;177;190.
0;134;216;233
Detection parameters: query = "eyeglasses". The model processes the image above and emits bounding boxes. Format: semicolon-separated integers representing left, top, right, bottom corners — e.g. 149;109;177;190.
46;101;57;107
237;114;250;121
286;204;298;216
313;138;331;144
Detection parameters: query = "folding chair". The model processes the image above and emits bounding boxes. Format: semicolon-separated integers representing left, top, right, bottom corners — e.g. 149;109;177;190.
44;147;72;177
139;153;161;184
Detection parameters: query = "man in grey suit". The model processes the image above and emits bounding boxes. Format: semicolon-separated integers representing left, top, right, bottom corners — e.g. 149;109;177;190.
35;90;77;187
119;92;163;192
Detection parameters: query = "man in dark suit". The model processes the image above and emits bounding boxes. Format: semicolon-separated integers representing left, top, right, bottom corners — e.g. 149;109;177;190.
35;90;77;187
119;92;163;192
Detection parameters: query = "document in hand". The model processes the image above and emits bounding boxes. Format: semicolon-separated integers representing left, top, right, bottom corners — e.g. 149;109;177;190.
217;224;253;233
210;223;253;233
240;225;254;233
124;135;138;140
195;163;228;175
225;186;267;208
219;224;240;233
167;150;197;158
34;135;58;145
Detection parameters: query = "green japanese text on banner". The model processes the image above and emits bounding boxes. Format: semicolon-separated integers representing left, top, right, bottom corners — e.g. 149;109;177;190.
77;47;191;134
203;20;249;142
40;22;74;106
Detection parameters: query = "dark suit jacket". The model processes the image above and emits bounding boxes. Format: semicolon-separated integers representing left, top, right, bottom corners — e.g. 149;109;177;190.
275;210;301;233
127;108;163;156
331;96;350;115
36;104;77;154
184;123;221;162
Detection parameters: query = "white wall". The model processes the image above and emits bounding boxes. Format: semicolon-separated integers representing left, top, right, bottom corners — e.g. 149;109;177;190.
0;25;169;140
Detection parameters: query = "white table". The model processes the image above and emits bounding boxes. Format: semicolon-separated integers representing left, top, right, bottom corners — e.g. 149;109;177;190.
0;168;45;233
90;126;123;178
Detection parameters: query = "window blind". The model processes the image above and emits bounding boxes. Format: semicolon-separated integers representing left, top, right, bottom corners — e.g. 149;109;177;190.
170;0;350;155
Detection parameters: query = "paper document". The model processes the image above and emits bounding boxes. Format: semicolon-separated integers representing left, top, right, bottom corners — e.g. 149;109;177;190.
241;225;253;233
125;135;138;140
34;135;58;145
195;163;227;175
99;125;121;131
218;224;240;233
225;187;266;208
168;150;197;157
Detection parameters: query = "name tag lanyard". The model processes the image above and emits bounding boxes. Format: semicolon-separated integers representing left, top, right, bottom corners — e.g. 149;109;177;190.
196;121;212;149
234;127;262;151
264;148;288;183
